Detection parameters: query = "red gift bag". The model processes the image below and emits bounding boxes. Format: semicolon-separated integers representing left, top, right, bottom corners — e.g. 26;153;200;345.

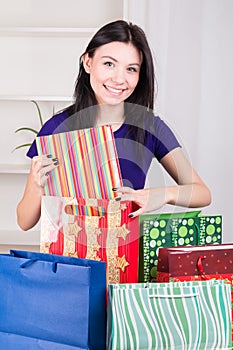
40;196;139;284
157;244;233;342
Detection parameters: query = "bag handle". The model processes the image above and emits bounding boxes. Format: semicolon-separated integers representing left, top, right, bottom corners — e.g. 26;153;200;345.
149;289;198;298
20;258;58;273
196;255;210;280
64;203;105;217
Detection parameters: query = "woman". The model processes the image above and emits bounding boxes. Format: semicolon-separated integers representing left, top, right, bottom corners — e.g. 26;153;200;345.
17;20;211;231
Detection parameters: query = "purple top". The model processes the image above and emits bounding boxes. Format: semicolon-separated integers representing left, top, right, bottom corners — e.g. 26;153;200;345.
27;109;180;189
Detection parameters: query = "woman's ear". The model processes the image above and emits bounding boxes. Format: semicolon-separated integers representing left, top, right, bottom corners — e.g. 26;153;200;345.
82;53;92;74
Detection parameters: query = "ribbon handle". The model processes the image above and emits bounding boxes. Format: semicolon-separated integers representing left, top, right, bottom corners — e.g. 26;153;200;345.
196;255;210;280
64;203;105;217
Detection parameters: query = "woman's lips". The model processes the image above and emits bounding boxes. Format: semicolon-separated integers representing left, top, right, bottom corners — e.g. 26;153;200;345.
104;84;127;95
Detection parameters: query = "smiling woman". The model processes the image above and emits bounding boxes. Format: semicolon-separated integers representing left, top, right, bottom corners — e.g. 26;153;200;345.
16;20;211;231
82;42;142;107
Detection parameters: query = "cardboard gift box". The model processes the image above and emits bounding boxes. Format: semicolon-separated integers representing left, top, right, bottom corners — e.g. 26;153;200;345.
140;211;222;282
37;125;139;284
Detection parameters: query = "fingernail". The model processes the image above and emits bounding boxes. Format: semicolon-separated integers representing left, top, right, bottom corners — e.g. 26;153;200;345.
54;161;59;166
46;154;53;158
52;158;58;162
115;197;121;202
128;213;134;218
112;187;118;191
45;172;50;177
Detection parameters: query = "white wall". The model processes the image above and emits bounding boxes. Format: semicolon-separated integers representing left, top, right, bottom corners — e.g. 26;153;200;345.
128;0;233;242
0;0;126;251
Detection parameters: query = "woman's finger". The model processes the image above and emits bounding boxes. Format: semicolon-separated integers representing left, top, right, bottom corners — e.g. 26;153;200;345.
32;155;59;173
128;207;144;218
115;193;136;202
40;172;51;187
39;162;59;177
113;186;135;194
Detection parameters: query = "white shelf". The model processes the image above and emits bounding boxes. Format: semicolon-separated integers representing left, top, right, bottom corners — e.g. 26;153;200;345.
0;95;74;102
0;164;30;174
0;229;40;245
0;27;97;37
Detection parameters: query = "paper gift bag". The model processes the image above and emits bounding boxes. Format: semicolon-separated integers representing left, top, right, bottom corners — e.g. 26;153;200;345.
36;125;122;199
41;195;139;284
37;125;139;283
140;211;222;282
156;244;233;343
0;250;106;350
107;280;232;350
156;243;233;281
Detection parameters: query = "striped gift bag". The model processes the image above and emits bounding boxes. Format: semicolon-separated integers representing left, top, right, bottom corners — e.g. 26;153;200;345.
36;125;122;199
107;280;232;350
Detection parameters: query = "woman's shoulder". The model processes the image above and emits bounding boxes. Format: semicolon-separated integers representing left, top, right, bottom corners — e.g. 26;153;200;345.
37;105;74;137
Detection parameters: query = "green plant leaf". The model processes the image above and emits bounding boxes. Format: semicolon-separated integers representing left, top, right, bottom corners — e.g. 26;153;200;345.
15;127;38;134
12;143;32;153
31;100;43;126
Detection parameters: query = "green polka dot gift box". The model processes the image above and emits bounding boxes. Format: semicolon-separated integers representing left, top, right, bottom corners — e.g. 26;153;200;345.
139;211;222;282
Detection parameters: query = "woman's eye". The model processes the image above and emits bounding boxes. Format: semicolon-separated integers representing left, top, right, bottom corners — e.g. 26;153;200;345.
104;61;114;67
128;67;137;73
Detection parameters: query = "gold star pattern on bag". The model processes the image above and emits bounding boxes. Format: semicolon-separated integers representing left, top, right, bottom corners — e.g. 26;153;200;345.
92;243;101;251
88;249;101;261
116;224;130;240
94;228;102;236
40;241;51;253
116;255;129;272
68;252;78;258
67;222;82;237
120;203;127;211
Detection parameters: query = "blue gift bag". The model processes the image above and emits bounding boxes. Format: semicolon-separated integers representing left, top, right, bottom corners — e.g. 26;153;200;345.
0;250;106;350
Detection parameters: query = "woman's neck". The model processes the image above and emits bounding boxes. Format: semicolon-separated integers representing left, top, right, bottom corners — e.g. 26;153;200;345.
96;103;125;131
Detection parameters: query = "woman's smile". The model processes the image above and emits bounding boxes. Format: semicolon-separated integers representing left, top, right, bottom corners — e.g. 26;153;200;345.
103;84;128;96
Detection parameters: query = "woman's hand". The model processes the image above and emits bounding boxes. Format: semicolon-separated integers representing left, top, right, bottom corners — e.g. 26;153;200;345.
31;155;59;193
17;154;59;231
113;186;168;217
113;148;212;218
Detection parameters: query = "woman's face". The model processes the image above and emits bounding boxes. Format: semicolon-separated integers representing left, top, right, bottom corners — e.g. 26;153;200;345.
83;41;142;105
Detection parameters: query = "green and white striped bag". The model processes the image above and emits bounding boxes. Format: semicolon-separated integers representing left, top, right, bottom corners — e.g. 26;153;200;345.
107;280;232;350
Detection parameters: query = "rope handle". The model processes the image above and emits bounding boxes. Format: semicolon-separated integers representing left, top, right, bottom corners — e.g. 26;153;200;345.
149;292;199;298
20;258;58;273
148;286;199;298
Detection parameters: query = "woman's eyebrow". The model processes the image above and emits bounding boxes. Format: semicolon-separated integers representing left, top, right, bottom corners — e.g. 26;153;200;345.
101;55;141;66
101;55;118;62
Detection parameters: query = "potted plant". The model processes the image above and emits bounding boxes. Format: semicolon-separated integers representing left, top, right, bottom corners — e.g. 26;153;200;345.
13;100;54;152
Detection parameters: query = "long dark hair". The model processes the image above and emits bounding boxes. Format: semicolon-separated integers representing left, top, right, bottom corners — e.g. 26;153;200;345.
68;20;156;143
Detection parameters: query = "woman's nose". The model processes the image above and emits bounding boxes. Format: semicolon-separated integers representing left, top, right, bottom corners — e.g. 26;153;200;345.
111;68;126;84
